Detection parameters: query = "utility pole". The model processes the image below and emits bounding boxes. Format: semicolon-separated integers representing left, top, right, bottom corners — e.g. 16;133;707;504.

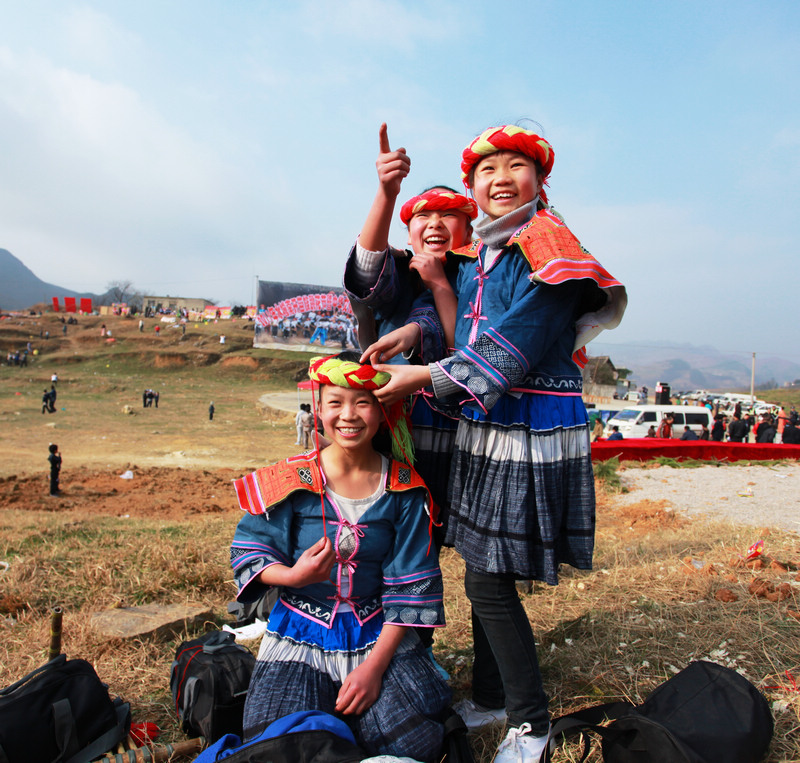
750;352;756;406
253;275;259;309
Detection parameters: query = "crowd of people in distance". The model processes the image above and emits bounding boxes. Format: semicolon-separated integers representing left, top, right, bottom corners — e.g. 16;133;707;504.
697;403;798;444
5;350;29;366
602;404;800;443
142;389;160;408
255;310;358;350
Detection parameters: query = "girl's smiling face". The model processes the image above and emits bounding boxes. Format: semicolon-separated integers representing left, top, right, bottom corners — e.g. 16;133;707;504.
407;209;472;258
318;384;383;453
471;151;543;221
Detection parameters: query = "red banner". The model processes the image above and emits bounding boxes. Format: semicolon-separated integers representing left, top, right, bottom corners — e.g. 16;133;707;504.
257;292;355;322
64;297;77;313
80;298;92;313
592;439;800;463
52;297;60;312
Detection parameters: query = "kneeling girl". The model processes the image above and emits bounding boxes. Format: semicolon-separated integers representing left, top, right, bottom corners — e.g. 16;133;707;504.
230;353;451;761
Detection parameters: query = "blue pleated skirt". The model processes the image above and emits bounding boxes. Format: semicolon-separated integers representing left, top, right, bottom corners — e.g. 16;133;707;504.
446;392;595;583
243;599;451;762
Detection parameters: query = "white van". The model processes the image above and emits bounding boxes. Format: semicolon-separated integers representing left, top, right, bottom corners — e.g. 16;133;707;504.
603;405;714;439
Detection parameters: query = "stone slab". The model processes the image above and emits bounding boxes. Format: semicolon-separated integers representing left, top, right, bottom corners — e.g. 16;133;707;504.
90;602;213;641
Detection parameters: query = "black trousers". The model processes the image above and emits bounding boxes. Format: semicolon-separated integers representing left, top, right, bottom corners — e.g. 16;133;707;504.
464;568;549;734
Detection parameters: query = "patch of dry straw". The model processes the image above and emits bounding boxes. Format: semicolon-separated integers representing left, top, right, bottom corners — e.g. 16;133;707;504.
1;487;799;762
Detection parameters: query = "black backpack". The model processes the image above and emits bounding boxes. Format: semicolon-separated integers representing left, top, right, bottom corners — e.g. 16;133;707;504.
170;630;256;743
0;654;131;763
550;660;773;763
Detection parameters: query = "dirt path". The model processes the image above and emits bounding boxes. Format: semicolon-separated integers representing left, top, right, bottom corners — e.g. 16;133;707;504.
617;462;800;534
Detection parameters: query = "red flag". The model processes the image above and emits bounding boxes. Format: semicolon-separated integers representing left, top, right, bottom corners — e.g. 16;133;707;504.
52;297;60;312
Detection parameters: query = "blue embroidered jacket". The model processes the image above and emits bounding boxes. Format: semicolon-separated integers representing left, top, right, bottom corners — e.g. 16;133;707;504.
343;244;460;365
230;453;445;630
431;210;623;414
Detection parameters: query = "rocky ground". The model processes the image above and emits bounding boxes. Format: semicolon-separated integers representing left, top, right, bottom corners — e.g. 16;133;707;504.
617;462;800;535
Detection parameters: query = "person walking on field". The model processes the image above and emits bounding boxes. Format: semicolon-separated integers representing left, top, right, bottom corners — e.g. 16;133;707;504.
300;405;315;449
48;443;62;496
209;402;215;421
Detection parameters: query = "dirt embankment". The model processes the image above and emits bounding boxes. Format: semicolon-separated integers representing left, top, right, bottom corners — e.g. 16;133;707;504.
0;467;241;520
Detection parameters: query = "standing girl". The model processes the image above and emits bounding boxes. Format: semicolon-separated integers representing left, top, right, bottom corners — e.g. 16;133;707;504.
230;353;450;761
344;123;477;530
365;125;626;761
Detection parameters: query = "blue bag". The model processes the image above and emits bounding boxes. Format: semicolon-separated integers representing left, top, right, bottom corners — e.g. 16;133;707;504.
192;710;367;762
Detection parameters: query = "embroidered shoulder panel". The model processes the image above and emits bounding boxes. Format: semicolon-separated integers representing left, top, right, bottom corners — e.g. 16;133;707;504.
388;461;437;523
453;211;623;289
233;453;323;515
451;240;481;259
388;460;425;492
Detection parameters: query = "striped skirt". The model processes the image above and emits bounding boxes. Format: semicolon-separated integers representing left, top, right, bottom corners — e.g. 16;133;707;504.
243;600;451;761
444;392;595;584
410;393;459;538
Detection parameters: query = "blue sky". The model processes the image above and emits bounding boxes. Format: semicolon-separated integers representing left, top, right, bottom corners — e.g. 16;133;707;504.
1;1;798;355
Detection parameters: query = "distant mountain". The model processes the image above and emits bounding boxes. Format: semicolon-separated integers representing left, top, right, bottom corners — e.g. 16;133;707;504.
590;340;800;391
0;248;99;310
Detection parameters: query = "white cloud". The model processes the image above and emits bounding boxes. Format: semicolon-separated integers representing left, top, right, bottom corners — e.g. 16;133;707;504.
294;0;459;49
63;6;143;68
0;46;262;293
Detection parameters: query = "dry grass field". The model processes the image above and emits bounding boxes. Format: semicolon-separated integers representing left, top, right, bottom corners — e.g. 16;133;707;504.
1;312;799;762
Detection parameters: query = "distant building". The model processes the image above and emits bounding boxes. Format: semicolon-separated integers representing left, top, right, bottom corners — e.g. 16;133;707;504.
142;295;214;313
582;355;633;403
583;356;619;386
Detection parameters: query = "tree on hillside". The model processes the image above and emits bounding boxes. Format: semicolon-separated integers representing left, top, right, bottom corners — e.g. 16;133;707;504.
101;280;143;310
105;280;135;303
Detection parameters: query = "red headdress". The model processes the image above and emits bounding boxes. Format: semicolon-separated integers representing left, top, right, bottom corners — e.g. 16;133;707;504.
399;188;478;226
461;125;555;203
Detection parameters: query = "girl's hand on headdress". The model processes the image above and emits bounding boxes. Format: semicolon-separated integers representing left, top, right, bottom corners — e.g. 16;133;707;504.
359;324;420;366
376;123;410;199
290;536;335;587
371;363;432;405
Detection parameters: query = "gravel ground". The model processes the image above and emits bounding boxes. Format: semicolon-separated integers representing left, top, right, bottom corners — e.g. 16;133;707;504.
616;462;800;534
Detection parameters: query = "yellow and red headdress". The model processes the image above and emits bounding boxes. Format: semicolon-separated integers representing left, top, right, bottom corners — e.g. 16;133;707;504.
308;355;414;465
399;188;478;226
309;355;390;390
461;125;555;192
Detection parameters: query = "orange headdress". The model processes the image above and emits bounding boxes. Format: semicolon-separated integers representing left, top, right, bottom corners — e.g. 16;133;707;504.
399;188;478;226
461;125;555;203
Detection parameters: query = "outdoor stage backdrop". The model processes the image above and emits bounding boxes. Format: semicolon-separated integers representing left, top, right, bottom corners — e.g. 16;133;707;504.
253;279;356;353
